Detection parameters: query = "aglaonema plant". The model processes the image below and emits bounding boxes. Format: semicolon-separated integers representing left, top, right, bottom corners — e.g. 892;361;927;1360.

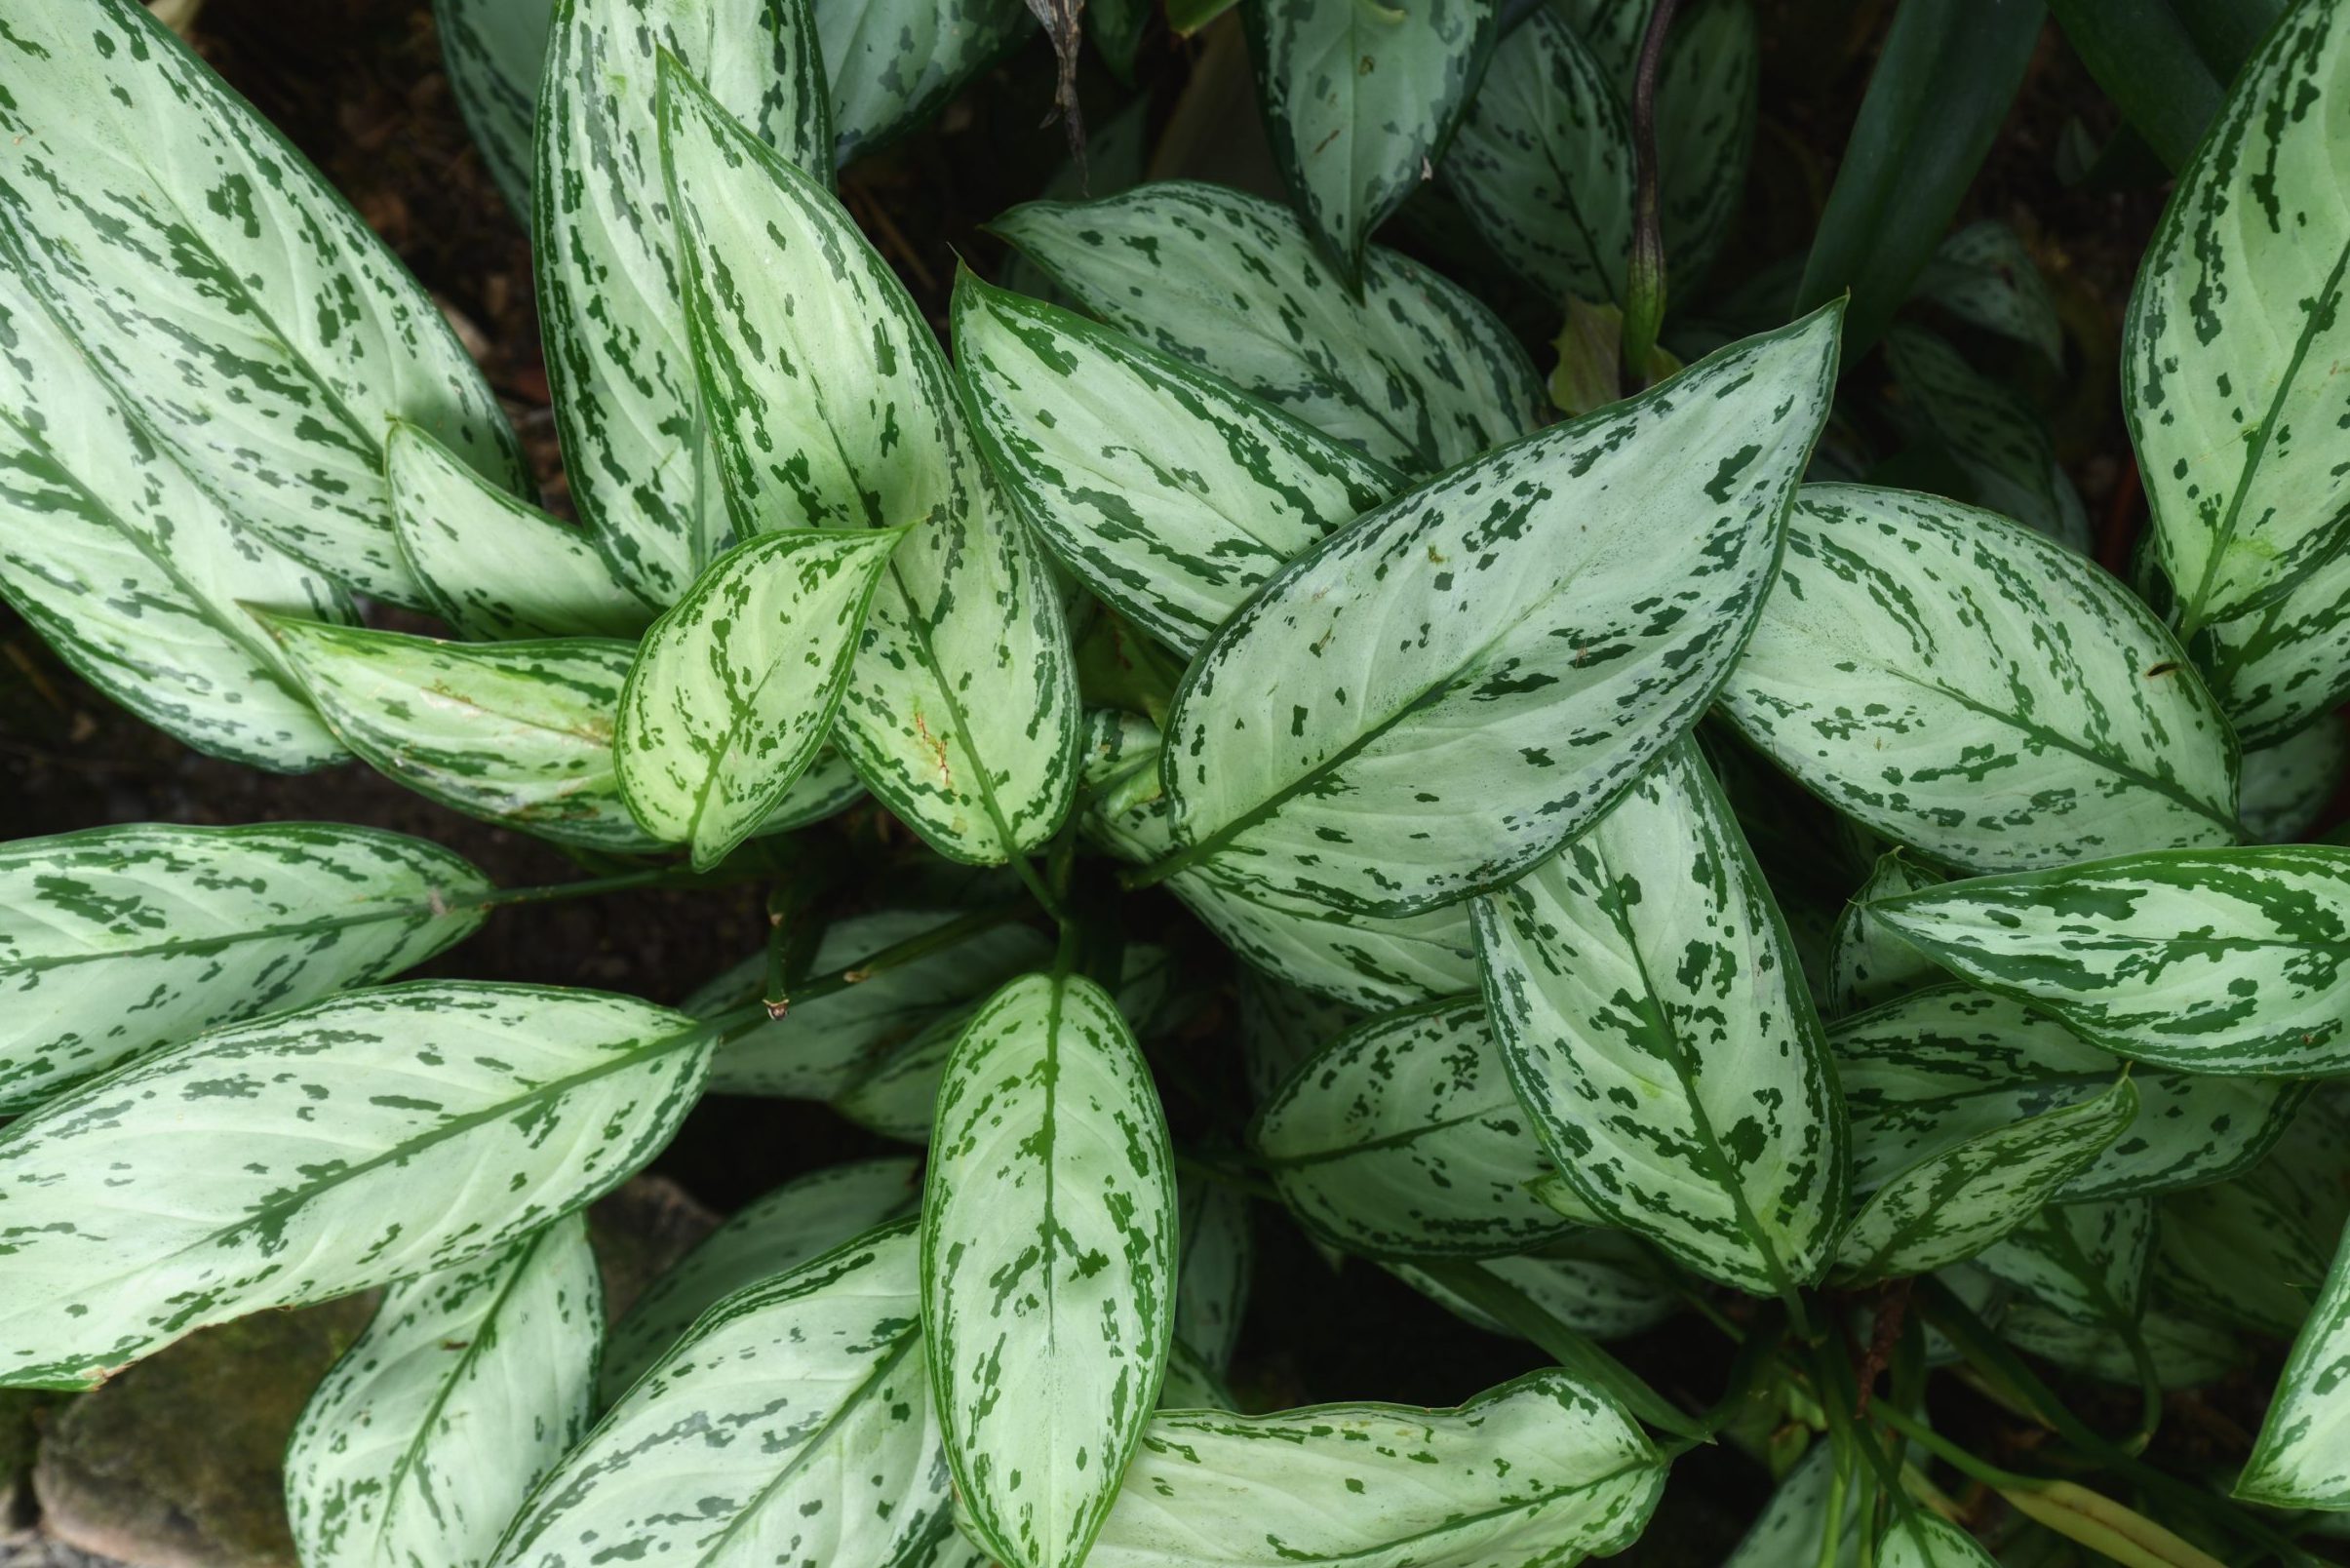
4;0;2350;1565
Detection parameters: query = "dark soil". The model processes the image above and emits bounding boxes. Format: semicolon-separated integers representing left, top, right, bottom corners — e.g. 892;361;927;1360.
1;3;2312;1562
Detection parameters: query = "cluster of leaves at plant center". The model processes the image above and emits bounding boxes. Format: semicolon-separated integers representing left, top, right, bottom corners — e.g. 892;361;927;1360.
10;0;2350;1565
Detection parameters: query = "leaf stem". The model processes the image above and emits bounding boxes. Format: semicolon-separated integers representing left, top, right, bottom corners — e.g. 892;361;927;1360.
1621;0;1680;385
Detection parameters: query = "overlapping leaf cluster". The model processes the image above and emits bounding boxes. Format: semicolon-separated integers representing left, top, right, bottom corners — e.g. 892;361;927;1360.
6;0;2350;1565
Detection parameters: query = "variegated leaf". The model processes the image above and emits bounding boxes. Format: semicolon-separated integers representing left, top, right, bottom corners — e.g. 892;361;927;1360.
2156;1173;2334;1336
0;983;704;1390
1719;485;2239;873
1390;1234;1678;1343
1085;1370;1665;1568
662;66;1078;863
534;0;830;604
921;973;1177;1568
2002;1296;2242;1391
819;0;1033;164
1442;9;1632;305
1236;970;1362;1106
1081;712;1477;1007
1834;1039;2137;1281
1173;1173;1252;1373
1473;740;1846;1295
0;277;349;771
953;273;1400;655
1912;220;2064;367
697;909;1051;1097
2239;713;2347;843
491;1219;953;1567
1246;0;1497;287
989;180;1545;474
1829;984;2302;1204
1157;309;1839;919
0;823;489;1113
600;1155;920;1402
0;0;525;606
1156;1340;1235;1412
2198;550;2350;746
436;0;555;215
386;420;655;642
1976;1198;2153;1326
1870;848;2350;1075
1254;1000;1569;1259
617;529;899;868
1879;1511;1998;1568
259;618;663;851
1827;850;1943;1016
286;1215;601;1568
1882;325;2090;550
2124;0;2350;632
2237;1224;2350;1509
1720;1440;1861;1568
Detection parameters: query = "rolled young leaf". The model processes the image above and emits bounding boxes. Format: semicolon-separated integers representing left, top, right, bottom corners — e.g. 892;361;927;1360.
0;982;707;1389
1869;848;2350;1076
697;909;1052;1097
1247;0;1497;289
286;1215;602;1568
819;0;1033;164
1718;485;2238;874
661;64;1078;864
435;0;555;215
0;0;526;607
533;0;831;604
920;973;1177;1568
1442;8;1633;305
989;180;1545;475
2125;0;2350;633
1254;999;1570;1258
600;1156;921;1401
1155;306;1840;920
1080;711;1477;1008
1085;1369;1666;1568
386;420;656;642
953;272;1401;656
0;277;350;772
2237;1223;2350;1509
0;823;489;1112
1829;985;2302;1204
1827;851;1943;1016
1474;740;1846;1296
491;1219;954;1567
616;529;901;868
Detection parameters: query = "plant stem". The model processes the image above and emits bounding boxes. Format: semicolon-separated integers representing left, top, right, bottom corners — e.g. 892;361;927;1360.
465;864;726;909
1620;0;1680;385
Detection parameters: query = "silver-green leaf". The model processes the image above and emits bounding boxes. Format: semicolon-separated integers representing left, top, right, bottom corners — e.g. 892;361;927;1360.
2237;1223;2350;1509
436;0;555;215
0;0;526;606
1718;484;2238;874
600;1155;920;1402
819;0;1033;165
1254;999;1570;1259
286;1215;602;1568
1881;325;2090;551
0;982;706;1390
2124;0;2350;632
616;528;900;868
1827;850;1943;1016
0;277;350;772
920;973;1176;1568
1085;1369;1665;1568
1474;741;1846;1295
1173;1173;1253;1373
2239;713;2347;843
1869;848;2350;1075
1247;0;1497;287
1155;307;1839;919
533;0;831;604
662;64;1078;863
989;180;1544;475
1976;1198;2153;1327
1912;220;2064;367
1391;1234;1678;1343
491;1219;954;1568
386;420;656;642
954;273;1400;656
0;823;489;1113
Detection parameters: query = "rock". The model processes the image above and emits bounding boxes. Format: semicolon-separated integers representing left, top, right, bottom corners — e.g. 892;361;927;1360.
31;1299;372;1568
587;1173;720;1323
